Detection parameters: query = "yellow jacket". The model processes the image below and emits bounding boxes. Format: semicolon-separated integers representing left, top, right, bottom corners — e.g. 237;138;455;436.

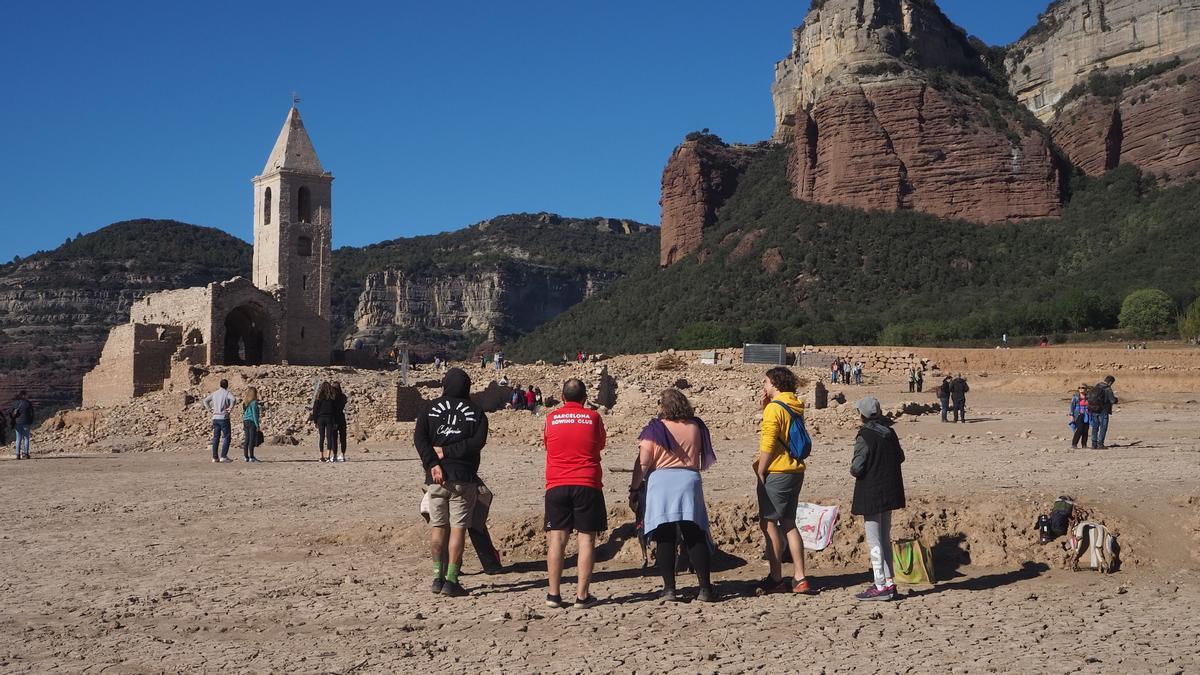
758;392;806;473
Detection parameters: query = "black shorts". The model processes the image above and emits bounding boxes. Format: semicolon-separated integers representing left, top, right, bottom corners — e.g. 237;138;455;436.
544;486;608;533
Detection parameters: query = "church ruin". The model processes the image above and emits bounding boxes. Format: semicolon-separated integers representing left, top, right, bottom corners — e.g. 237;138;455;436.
82;106;334;406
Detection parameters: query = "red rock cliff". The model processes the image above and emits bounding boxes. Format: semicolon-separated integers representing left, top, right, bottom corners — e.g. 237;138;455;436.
773;0;1062;223
659;136;763;267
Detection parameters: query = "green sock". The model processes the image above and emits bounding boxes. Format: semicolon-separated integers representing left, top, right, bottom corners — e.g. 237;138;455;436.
446;563;461;583
433;562;444;579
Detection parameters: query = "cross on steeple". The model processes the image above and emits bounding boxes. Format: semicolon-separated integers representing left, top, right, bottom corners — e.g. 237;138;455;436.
292;91;301;108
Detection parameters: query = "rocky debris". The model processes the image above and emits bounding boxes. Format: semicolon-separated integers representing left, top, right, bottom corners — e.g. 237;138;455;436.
659;135;766;266
1051;60;1200;183
773;0;1060;223
1006;0;1200;124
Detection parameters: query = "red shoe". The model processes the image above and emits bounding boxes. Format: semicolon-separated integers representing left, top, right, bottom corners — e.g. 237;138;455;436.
755;577;791;596
792;578;815;595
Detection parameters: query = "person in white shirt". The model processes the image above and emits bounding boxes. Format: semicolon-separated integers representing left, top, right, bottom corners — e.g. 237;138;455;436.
203;379;237;463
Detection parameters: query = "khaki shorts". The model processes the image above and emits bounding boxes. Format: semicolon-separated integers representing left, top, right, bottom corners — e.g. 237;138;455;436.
426;481;479;528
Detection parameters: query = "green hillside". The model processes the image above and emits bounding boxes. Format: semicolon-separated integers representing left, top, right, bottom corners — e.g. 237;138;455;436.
509;147;1200;359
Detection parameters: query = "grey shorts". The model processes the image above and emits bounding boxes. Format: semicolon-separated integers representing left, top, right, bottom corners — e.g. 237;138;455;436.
757;472;804;522
426;481;479;529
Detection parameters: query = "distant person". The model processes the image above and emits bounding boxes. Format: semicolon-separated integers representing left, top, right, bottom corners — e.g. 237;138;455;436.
841;360;851;386
1088;375;1118;449
850;395;905;602
415;368;489;597
493;352;502;371
936;376;952;423
755;367;811;595
309;382;338;462
631;389;718;602
524;385;537;413
542;378;607;610
534;387;544;408
9;392;34;460
907;366;918;393
510;385;524;410
332;382;349;462
1039;336;1049;348
241;387;262;463
202;380;236;463
1002;333;1008;347
480;354;487;369
853;361;863;385
831;360;840;384
916;369;924;393
950;374;969;423
1069;384;1091;450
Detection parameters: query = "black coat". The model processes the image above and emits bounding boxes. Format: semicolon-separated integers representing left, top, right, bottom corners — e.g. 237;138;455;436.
950;377;969;400
850;418;906;516
414;368;488;485
311;398;337;424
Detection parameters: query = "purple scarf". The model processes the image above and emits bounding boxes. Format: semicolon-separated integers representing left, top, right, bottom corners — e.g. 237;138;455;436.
637;417;717;471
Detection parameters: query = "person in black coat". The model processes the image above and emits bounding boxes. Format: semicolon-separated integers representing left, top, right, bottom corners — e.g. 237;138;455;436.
331;382;349;462
850;396;906;602
310;382;338;463
950;374;970;423
415;368;489;597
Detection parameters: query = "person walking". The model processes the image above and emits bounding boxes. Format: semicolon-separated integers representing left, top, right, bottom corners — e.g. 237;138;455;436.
332;382;349;462
850;395;906;601
241;387;263;462
310;382;338;462
936;376;952;423
631;389;719;602
1088;375;1118;449
415;368;489;597
950;374;969;423
542;378;607;609
755;367;812;595
9;392;34;460
202;380;236;463
1069;384;1091;449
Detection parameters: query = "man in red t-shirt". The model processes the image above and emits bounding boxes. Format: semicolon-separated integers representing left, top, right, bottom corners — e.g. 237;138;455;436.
542;378;606;609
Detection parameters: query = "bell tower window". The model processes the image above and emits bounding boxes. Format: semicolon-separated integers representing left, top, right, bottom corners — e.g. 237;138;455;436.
297;186;312;223
263;187;272;224
297;235;313;257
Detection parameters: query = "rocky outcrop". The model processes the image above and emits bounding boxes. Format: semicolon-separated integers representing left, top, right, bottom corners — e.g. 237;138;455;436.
771;0;1062;223
1006;0;1200;122
1051;60;1200;180
1008;0;1200;181
787;83;1062;221
350;265;619;352
659;135;765;267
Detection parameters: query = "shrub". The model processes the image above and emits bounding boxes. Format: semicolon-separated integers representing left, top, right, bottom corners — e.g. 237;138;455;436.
1119;289;1175;337
1179;296;1200;342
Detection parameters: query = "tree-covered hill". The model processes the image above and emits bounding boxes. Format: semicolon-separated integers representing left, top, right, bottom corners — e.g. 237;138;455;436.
509;147;1200;359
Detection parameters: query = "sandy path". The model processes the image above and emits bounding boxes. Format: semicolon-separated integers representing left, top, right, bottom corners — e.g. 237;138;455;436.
2;390;1198;673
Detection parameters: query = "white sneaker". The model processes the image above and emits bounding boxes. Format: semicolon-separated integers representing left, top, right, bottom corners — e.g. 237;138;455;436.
212;458;219;463
219;457;233;463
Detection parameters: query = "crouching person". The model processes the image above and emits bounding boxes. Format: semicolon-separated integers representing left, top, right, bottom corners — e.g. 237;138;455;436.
850;395;906;601
415;368;489;597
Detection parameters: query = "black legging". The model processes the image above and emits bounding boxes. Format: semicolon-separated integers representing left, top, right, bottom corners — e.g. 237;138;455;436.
242;420;257;459
1072;415;1090;447
317;420;337;456
653;522;711;592
336;421;348;455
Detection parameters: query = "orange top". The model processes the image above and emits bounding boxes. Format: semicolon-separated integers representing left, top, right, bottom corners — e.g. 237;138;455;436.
638;419;703;472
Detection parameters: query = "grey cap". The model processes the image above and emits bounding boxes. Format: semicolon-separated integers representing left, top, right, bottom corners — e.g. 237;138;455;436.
856;395;882;418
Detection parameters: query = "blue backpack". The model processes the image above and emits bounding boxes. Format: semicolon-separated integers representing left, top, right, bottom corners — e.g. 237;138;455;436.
772;401;813;461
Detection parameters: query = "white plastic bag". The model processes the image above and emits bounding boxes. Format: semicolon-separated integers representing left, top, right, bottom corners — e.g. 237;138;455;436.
795;502;839;551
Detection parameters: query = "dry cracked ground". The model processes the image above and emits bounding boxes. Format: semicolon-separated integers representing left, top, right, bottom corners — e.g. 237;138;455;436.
3;385;1200;673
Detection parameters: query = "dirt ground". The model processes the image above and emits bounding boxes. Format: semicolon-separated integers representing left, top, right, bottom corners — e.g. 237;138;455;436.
3;376;1200;672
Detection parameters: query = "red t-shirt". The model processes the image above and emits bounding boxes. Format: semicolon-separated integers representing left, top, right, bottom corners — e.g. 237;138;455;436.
544;402;606;490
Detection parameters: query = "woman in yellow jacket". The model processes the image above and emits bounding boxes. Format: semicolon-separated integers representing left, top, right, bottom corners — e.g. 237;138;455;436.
754;367;811;595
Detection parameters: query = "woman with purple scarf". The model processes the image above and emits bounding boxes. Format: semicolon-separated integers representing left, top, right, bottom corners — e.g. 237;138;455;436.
631;388;718;602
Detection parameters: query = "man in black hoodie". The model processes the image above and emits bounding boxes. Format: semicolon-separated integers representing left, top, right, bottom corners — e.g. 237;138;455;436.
415;368;489;597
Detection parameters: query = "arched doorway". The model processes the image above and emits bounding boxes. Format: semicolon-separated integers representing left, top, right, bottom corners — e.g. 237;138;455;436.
223;305;270;365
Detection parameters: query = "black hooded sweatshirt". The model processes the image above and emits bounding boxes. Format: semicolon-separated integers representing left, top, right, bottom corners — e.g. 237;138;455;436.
414;368;488;485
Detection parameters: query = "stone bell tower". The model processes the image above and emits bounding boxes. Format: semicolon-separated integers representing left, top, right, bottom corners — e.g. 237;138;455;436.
252;105;334;365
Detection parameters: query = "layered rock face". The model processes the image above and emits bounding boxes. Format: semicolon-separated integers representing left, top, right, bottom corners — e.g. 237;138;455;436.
772;0;1062;223
351;266;618;350
1051;59;1200;179
1008;0;1200;181
659;135;764;266
1006;0;1200;122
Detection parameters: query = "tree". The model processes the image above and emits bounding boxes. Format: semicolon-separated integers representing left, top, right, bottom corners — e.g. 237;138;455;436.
1118;289;1175;337
1179;296;1200;343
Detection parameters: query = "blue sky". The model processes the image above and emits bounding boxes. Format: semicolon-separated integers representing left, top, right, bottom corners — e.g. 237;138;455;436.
1;0;1050;258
